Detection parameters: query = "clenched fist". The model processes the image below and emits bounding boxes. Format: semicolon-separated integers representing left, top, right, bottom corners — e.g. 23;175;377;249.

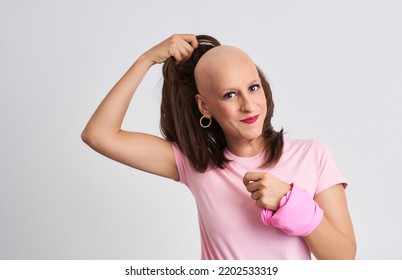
243;172;291;211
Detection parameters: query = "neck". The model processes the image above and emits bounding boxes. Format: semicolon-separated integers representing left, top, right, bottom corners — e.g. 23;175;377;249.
226;137;264;157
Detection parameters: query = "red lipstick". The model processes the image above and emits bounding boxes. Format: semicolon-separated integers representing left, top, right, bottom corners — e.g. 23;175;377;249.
240;115;259;124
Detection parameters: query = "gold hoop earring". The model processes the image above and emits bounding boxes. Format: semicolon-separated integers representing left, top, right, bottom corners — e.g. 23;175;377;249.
199;116;212;128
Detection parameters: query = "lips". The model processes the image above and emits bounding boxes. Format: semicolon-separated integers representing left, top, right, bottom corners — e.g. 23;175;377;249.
240;115;259;124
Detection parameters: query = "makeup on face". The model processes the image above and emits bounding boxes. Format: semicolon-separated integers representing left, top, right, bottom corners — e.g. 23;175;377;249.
240;115;259;124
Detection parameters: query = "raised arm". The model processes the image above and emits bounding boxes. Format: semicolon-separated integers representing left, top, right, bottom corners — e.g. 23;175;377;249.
81;34;198;180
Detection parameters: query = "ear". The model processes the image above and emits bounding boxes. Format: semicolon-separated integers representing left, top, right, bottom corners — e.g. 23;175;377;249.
195;94;212;117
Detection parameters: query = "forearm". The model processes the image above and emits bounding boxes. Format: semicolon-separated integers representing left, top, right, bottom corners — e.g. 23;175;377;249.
82;54;154;142
304;216;356;259
82;34;198;145
256;183;356;259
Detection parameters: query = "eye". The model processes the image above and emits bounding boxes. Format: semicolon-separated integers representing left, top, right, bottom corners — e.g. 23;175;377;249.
222;91;237;100
249;84;260;92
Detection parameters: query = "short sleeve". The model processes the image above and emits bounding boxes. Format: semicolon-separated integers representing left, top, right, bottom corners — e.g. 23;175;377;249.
171;142;190;185
315;142;348;195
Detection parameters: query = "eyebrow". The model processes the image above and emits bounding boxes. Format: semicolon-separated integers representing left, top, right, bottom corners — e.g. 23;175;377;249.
248;79;261;86
219;79;261;94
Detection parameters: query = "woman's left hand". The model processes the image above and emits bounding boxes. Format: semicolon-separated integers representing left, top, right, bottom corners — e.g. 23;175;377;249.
243;172;291;211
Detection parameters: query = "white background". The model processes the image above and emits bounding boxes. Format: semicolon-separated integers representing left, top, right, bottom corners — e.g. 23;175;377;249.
1;0;401;259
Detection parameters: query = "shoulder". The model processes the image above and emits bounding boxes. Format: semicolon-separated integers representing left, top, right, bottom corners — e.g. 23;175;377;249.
171;142;192;168
283;136;327;155
281;136;347;194
171;142;200;184
281;136;334;172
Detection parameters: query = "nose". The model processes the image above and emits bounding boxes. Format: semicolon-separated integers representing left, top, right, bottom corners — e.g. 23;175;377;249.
239;94;254;112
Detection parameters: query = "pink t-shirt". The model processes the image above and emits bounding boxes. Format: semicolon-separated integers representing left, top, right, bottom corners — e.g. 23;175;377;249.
172;137;347;260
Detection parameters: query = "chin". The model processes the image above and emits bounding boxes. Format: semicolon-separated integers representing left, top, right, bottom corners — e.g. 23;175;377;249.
240;131;264;142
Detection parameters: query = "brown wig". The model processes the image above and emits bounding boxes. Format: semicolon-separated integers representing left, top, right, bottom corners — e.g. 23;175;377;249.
160;35;284;172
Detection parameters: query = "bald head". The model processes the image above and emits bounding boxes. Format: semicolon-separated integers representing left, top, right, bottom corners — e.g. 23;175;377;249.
194;46;258;96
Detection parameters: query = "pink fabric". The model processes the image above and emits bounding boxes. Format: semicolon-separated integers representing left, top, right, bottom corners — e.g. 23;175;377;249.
172;137;347;259
261;184;324;236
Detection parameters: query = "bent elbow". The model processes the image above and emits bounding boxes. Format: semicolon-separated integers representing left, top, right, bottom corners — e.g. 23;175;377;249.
81;128;91;144
81;128;99;148
81;127;116;153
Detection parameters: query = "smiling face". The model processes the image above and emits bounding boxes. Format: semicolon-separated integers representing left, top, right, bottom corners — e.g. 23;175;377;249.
194;46;267;155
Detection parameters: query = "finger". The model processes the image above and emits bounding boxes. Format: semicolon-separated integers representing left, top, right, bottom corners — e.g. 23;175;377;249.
171;43;192;63
175;37;197;63
256;196;280;211
256;197;270;209
243;172;266;186
179;39;195;57
169;45;183;63
180;33;198;49
256;199;268;209
251;190;262;201
173;52;183;64
245;181;260;193
176;41;193;61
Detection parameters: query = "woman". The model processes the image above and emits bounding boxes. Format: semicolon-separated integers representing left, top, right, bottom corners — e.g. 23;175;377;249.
81;34;356;259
